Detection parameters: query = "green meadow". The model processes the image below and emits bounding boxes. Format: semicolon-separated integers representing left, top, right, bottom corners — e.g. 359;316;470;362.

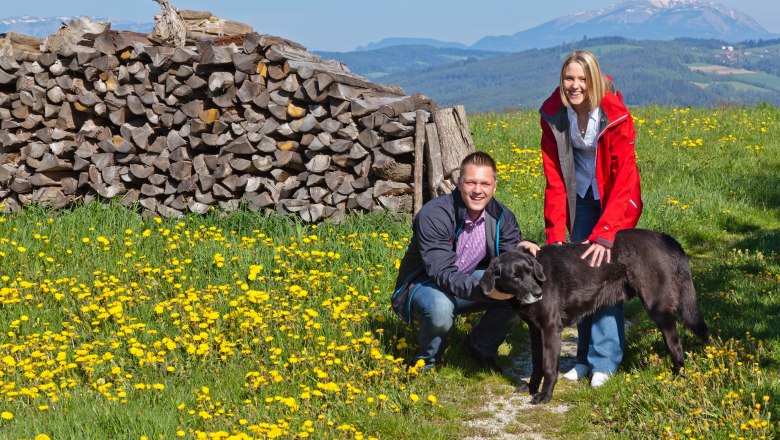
1;105;778;439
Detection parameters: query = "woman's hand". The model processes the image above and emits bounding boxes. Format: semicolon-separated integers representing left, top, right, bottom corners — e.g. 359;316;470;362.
580;241;611;267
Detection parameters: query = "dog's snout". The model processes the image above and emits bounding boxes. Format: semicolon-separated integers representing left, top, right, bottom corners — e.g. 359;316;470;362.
521;287;543;305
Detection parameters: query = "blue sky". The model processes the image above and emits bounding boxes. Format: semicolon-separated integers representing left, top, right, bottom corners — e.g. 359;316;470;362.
3;0;780;51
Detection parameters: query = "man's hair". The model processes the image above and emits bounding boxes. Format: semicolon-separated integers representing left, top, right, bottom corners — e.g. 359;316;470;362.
558;50;609;110
459;152;497;181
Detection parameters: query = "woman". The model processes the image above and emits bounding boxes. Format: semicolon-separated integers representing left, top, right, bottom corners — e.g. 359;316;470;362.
539;50;642;387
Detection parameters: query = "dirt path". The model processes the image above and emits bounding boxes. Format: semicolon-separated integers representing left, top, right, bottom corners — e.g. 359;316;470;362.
461;331;579;440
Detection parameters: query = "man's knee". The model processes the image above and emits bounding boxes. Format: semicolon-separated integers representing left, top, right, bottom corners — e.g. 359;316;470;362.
428;305;455;331
418;296;455;332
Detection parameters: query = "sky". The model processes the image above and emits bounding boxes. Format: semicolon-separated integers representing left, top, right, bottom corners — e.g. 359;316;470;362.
3;0;780;52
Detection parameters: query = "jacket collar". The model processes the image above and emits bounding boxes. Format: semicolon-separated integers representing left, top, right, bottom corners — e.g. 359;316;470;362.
540;86;629;132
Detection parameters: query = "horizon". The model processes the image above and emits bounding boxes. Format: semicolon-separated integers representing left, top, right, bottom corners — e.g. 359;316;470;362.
2;0;780;52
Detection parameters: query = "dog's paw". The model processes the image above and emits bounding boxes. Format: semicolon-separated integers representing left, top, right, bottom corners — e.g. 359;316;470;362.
530;392;552;405
514;381;530;394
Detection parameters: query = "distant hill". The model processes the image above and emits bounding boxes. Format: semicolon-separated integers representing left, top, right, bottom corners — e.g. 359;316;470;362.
355;37;468;51
0;16;153;37
314;45;501;80
472;0;774;52
353;1;777;55
364;37;780;112
318;0;780;111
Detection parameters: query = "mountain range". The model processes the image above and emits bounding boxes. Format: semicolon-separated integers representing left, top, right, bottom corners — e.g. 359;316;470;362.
0;15;153;36
317;0;780;111
373;36;780;111
357;0;775;53
471;0;773;52
3;2;780;111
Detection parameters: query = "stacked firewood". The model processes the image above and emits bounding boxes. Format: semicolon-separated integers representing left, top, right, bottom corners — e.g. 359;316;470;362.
0;11;474;222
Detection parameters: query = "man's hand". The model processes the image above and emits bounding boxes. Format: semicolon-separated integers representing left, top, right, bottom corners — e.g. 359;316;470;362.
485;288;514;300
581;241;611;267
518;240;540;257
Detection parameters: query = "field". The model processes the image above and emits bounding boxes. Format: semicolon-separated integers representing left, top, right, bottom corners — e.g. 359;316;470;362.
1;105;779;439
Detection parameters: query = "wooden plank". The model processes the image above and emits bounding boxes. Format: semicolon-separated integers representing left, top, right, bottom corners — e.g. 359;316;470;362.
425;123;445;198
413;110;425;215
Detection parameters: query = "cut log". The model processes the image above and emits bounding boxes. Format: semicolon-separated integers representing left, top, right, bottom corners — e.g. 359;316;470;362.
150;0;187;46
425;123;445;198
373;148;412;182
242;191;274;211
433;105;475;180
373;180;413;197
169;160;192;180
299;204;324;223
381;137;414;155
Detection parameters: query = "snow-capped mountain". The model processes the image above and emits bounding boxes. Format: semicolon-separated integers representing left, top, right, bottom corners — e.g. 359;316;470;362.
472;0;773;52
0;15;153;37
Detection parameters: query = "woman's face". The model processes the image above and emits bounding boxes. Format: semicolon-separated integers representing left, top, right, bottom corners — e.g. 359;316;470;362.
562;62;589;111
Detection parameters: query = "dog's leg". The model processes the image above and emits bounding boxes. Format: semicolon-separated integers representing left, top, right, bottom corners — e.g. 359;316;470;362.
648;310;685;373
531;324;562;404
527;324;543;395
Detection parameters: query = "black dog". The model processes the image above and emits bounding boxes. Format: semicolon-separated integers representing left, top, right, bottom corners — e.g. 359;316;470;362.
480;229;710;404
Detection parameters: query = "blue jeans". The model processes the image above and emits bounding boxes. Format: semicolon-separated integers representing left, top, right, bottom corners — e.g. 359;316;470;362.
410;270;520;365
572;191;625;374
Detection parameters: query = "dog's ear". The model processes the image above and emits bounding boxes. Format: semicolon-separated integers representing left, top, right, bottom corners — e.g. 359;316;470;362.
532;259;546;283
480;258;500;293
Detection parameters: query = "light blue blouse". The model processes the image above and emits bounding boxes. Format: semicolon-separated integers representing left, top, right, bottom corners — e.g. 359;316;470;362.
567;106;601;200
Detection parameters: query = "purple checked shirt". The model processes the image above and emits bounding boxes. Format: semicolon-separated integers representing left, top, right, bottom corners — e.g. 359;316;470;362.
455;210;487;274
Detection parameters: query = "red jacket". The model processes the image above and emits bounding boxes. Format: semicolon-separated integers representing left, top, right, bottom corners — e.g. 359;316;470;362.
539;87;642;248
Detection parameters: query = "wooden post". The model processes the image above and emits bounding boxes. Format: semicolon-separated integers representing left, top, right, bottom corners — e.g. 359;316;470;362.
424;122;444;198
413;110;426;215
434;104;475;182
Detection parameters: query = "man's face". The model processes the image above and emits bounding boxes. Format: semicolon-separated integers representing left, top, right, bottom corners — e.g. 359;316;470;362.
457;164;497;216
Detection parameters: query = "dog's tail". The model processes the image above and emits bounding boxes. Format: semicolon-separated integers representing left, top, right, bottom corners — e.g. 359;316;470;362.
676;252;711;343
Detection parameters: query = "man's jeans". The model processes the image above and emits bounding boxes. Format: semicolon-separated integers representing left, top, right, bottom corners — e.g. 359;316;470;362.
572;191;625;374
410;270;520;365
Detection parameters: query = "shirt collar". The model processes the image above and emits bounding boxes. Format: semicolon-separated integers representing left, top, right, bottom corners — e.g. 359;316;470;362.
567;106;601;126
465;210;485;226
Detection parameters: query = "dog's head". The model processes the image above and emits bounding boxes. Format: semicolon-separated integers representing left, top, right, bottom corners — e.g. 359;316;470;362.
480;249;545;304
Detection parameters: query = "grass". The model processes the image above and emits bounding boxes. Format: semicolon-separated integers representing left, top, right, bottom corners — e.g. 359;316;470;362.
1;105;779;439
728;72;780;93
695;81;774;93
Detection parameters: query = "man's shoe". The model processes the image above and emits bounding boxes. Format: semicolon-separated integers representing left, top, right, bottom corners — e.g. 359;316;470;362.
562;363;590;381
461;339;502;373
590;371;612;388
410;358;436;374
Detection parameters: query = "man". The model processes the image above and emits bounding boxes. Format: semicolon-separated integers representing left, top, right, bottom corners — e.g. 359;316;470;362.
391;152;539;372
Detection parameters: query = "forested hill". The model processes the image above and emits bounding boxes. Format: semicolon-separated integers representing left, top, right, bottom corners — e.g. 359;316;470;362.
321;37;780;112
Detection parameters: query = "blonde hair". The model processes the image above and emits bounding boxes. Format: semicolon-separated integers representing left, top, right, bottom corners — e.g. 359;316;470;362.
558;50;609;110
